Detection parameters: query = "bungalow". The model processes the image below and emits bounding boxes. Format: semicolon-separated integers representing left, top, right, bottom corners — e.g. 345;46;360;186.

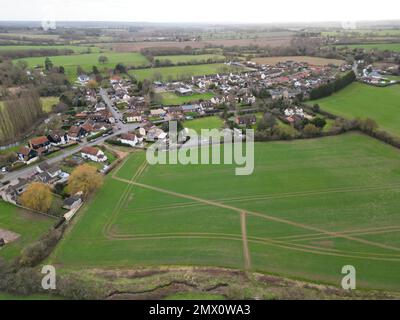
81;146;107;163
36;162;62;178
29;136;50;150
118;133;138;147
146;128;167;142
1;178;31;203
17;147;38;164
181;104;202;113
235;115;257;126
63;195;82;210
175;87;193;96
125;111;142;123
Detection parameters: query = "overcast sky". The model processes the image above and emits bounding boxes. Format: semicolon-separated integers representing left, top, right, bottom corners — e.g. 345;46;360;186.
0;0;399;23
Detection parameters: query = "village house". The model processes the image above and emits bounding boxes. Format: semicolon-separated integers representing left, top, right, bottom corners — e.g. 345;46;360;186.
150;108;166;118
47;130;68;146
1;177;31;204
124;111;142;123
118;133;139;147
29;136;51;150
146;128;167;142
235;114;257;126
81;146;107;163
68;126;88;141
17;147;38;164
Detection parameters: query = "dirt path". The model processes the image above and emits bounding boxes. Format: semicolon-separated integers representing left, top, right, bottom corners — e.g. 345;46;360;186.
111;176;400;254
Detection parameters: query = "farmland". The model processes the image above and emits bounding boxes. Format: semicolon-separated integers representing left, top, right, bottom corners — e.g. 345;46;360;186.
252;56;345;66
14;52;150;81
312;82;400;137
51;133;400;290
0;201;53;261
128;64;244;82
337;43;400;52
154;54;226;64
159;92;215;105
0;45;101;54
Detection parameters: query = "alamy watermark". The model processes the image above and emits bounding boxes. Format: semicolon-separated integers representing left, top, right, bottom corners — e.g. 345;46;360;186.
146;121;254;176
341;265;356;290
41;265;56;290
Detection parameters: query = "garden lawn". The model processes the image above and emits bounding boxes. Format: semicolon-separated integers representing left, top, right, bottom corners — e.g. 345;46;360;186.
184;116;224;132
160;92;214;105
0;201;53;260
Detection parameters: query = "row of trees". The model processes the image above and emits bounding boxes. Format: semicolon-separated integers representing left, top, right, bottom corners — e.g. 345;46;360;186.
309;71;356;100
0;91;44;145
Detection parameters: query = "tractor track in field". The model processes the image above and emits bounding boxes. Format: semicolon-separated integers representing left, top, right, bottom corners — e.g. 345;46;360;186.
105;230;400;262
102;160;148;237
283;226;400;243
110;175;400;255
118;183;400;214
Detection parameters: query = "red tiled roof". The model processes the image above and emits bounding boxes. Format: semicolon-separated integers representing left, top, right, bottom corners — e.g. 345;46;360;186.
81;146;100;156
30;136;49;146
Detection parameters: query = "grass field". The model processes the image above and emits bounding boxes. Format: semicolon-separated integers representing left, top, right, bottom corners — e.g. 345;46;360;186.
14;52;149;81
128;64;244;82
41;96;59;113
312;82;400;137
0;201;53;261
337;43;400;52
252;56;344;66
50;133;400;290
0;45;101;54
160;92;214;105
184;116;224;132
154;54;226;64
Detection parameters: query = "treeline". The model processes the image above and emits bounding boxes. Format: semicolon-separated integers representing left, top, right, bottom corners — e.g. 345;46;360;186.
141;47;217;56
0;48;74;60
0;90;44;145
309;71;356;100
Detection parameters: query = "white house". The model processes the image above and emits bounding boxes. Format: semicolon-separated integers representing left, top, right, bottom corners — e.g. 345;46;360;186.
81;146;107;163
118;133;138;147
150;108;166;117
125;111;142;123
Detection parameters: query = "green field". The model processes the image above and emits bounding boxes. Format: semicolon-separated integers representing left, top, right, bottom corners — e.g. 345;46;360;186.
0;45;101;54
312;82;400;137
155;54;226;64
14;52;149;81
337;43;400;52
0;201;53;260
160;92;214;105
184;116;224;132
41;96;59;113
51;133;400;290
129;64;244;82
